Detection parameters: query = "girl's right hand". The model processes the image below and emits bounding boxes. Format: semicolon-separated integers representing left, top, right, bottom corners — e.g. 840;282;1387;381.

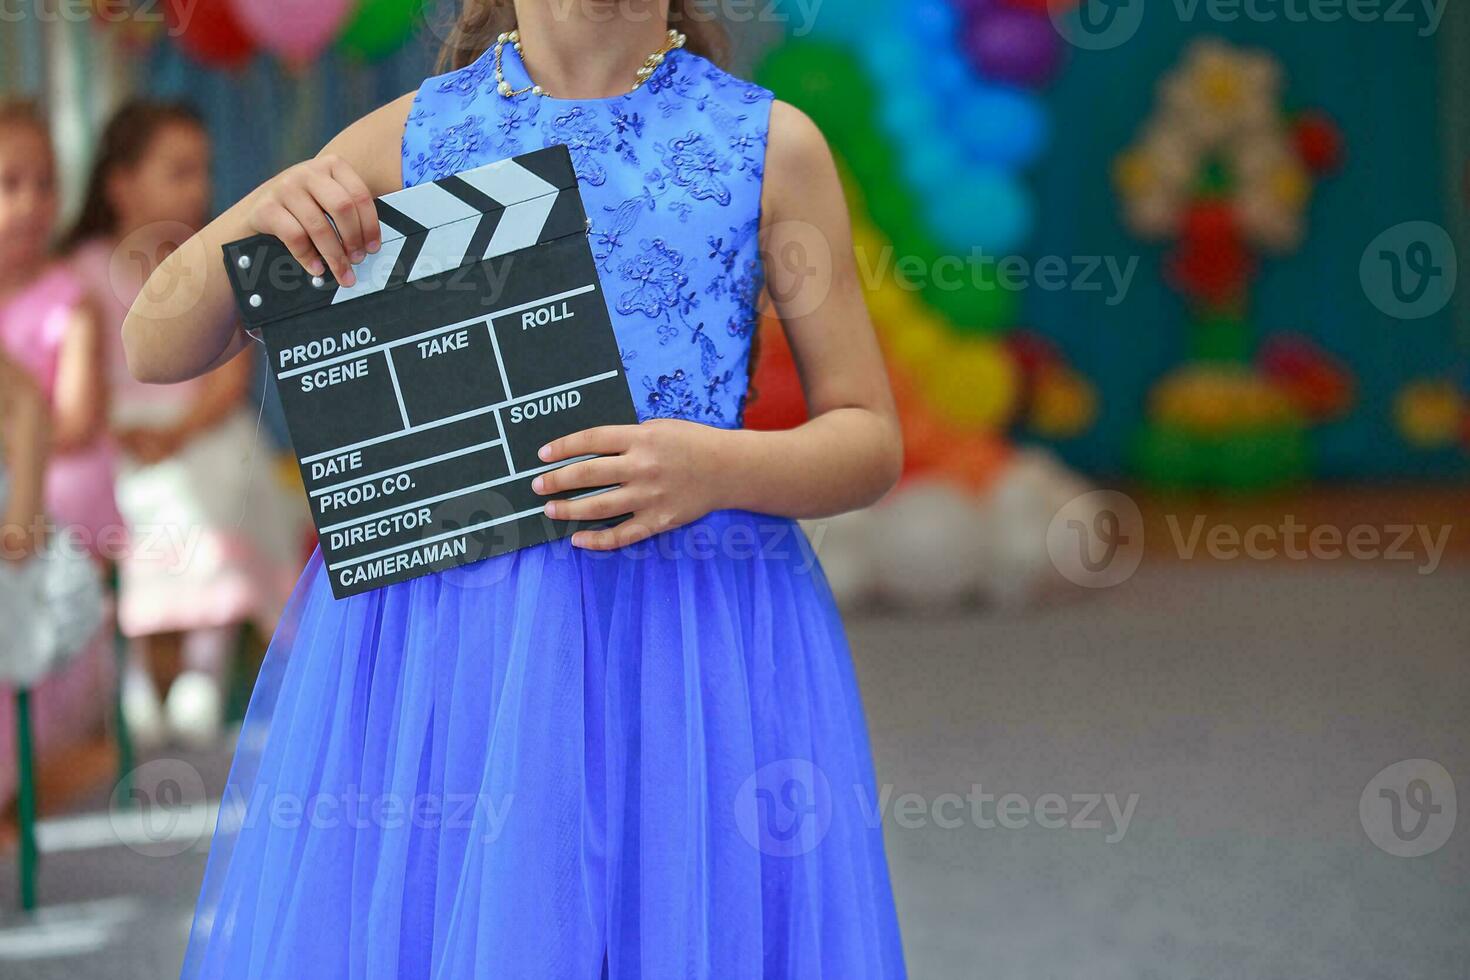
247;154;382;289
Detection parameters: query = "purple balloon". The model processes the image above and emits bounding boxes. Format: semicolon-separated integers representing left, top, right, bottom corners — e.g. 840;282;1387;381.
962;7;1063;87
950;0;995;16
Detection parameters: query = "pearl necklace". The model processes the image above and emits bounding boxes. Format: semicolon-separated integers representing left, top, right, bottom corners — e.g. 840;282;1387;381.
495;28;687;99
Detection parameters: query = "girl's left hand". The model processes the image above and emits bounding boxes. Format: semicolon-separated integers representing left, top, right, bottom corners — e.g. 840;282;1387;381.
532;419;729;551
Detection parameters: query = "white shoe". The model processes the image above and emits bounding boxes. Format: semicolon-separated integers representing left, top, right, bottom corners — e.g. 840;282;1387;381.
122;666;167;752
164;670;224;749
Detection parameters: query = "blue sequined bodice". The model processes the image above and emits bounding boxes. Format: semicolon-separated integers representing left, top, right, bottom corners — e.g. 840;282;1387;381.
404;45;774;428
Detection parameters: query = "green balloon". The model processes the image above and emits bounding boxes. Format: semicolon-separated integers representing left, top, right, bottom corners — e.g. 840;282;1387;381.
756;41;875;128
339;0;426;61
1133;423;1206;492
758;38;1019;336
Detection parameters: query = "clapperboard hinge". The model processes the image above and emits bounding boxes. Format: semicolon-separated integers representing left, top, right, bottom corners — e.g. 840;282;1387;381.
226;144;586;329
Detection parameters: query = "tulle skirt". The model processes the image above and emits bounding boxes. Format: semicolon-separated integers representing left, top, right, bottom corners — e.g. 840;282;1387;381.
180;510;905;979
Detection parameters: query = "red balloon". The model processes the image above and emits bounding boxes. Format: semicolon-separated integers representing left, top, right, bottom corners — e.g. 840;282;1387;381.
167;0;254;68
1166;200;1254;308
1292;111;1344;174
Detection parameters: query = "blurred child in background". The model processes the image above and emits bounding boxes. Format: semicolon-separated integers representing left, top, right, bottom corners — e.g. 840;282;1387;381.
0;102;119;552
0;349;104;756
0;105;109;808
65;101;302;749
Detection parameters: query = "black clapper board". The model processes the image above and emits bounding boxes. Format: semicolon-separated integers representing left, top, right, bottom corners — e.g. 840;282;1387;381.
223;145;638;599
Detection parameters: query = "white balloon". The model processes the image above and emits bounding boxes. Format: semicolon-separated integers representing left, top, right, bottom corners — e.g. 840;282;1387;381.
972;450;1093;607
868;481;986;610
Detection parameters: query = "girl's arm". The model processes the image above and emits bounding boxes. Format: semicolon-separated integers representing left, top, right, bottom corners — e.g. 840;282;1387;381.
49;303;108;453
536;101;903;548
0;355;49;558
117;350;255;464
123;93;416;385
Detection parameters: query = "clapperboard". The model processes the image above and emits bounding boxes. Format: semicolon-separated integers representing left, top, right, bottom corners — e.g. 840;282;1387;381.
223;145;638;599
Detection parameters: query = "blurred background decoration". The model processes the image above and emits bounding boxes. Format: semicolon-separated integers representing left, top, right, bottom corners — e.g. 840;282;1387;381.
1113;38;1353;492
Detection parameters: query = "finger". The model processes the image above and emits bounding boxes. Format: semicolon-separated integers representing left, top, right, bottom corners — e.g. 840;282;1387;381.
539;425;638;463
571;517;658;552
258;204;324;278
544;489;636;524
306;171;366;263
279;186;354;287
532;457;627;495
327;158;382;254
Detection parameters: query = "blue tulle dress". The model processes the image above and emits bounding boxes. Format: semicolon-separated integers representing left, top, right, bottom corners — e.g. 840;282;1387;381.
180;44;906;980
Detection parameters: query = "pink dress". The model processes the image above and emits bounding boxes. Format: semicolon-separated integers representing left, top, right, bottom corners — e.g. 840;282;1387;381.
0;263;125;549
71;239;305;638
0;264;114;811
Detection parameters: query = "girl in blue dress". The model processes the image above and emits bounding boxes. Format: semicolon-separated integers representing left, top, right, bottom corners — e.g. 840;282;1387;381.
126;2;907;976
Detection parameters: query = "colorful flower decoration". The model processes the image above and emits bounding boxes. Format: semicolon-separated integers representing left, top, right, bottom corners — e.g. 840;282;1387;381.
1114;39;1351;492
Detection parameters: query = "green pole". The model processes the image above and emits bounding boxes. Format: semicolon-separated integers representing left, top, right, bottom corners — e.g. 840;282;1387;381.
111;565;133;806
16;687;37;910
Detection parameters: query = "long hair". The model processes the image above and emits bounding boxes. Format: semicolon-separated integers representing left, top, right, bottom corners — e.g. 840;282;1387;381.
436;0;729;73
59;100;204;253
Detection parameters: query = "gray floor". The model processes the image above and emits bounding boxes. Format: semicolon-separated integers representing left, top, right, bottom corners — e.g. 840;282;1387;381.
1;561;1467;979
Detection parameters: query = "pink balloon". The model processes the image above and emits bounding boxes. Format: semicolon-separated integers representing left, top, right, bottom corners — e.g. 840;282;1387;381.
229;0;356;62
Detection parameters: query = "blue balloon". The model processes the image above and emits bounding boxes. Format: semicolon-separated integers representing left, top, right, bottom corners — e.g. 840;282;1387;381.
859;31;927;80
921;169;1035;255
899;138;969;191
928;46;972;97
909;0;960;44
956;85;1050;168
877;90;941;144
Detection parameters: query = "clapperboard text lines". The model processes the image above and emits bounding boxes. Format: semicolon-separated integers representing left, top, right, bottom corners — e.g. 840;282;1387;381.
276;283;597;382
325;487;616;574
317;454;599;535
298;370;620;473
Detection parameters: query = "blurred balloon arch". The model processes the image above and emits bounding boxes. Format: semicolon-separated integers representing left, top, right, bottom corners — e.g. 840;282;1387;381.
751;0;1098;495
